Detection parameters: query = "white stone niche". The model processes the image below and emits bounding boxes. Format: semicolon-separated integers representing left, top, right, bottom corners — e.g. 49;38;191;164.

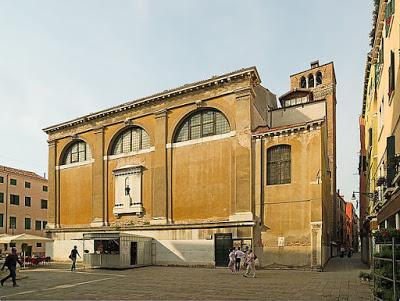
113;165;144;217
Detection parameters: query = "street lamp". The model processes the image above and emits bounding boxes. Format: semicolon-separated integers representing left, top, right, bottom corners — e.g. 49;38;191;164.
351;191;375;209
351;191;374;200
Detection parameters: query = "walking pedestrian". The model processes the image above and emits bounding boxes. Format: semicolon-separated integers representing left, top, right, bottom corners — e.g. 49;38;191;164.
243;249;257;278
243;246;249;269
69;246;81;271
234;247;245;272
227;248;236;274
0;248;22;287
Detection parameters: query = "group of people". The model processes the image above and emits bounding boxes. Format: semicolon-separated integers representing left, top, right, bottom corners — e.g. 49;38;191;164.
228;246;257;278
0;245;81;288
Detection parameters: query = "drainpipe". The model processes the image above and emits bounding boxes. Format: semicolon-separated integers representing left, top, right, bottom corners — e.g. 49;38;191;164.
5;173;8;234
260;137;264;226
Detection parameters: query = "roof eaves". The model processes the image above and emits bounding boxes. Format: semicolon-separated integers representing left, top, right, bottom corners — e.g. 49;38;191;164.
252;118;325;137
43;66;260;134
371;0;387;64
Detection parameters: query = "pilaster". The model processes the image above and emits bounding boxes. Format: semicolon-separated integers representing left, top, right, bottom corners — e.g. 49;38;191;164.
47;140;57;229
229;88;254;221
91;127;105;227
151;109;169;224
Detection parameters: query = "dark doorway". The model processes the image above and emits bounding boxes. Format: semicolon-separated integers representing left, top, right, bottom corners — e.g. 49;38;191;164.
214;233;233;267
130;242;137;266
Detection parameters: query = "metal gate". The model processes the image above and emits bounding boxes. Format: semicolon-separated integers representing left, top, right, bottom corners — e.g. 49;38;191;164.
214;233;233;267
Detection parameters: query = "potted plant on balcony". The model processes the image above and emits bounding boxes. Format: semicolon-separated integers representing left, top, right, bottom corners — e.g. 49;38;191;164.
373;228;400;244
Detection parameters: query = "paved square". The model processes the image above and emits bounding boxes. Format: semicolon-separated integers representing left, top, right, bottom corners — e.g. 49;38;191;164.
0;255;372;300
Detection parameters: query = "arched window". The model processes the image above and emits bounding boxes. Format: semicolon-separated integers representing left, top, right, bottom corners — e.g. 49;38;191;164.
175;109;230;142
300;76;307;88
111;127;150;155
316;71;322;86
267;145;291;185
308;74;314;88
62;140;92;165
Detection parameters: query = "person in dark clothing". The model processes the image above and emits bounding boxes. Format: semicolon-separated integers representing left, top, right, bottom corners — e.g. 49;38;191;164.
1;248;22;287
69;246;81;271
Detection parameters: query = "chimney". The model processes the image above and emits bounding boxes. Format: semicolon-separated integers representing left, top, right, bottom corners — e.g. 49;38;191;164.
310;60;319;68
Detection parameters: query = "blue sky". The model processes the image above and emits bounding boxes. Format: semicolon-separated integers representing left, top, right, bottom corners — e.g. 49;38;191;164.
0;0;372;204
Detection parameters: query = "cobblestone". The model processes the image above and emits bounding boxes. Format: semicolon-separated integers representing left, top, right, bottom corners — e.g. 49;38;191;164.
0;254;372;300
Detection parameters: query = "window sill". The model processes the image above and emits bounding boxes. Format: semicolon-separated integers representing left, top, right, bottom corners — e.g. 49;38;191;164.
106;147;155;161
167;131;236;149
113;204;144;216
57;159;94;170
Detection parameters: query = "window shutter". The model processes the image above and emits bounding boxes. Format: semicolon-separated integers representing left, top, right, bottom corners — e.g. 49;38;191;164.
387;135;396;186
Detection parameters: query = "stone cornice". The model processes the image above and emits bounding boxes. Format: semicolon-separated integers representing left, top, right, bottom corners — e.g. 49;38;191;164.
43;67;260;134
46;220;255;233
253;119;325;138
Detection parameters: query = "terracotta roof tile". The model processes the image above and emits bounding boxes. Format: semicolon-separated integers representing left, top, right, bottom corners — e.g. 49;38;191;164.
0;165;47;181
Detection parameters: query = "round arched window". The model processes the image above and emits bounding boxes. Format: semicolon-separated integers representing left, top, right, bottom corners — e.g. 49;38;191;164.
175;109;230;143
111;127;150;155
62;140;92;165
300;76;307;88
316;71;322;86
308;74;315;88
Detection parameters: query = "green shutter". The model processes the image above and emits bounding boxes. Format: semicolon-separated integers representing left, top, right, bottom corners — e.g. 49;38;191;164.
387;136;396;186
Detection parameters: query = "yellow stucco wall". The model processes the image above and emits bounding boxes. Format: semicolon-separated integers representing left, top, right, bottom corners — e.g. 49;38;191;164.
171;138;232;221
59;164;92;226
46;74;265;228
259;125;326;267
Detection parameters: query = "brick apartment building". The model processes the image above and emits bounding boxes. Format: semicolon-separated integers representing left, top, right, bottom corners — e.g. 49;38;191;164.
0;165;48;255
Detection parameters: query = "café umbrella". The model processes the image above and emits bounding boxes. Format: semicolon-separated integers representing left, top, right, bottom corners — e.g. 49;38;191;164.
0;234;53;268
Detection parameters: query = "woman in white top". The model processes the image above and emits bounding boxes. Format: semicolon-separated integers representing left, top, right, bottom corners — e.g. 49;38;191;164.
243;249;256;278
227;249;236;273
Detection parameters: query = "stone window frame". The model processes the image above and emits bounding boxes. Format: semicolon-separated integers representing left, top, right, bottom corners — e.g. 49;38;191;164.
35;220;42;231
316;71;323;86
9;216;17;230
25;196;31;207
24;216;31;230
41;199;48;209
174;109;230;143
10;194;19;205
300;76;307;88
266;144;291;185
308;74;315;88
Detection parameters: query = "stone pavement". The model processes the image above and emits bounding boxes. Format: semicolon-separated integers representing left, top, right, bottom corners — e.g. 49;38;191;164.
0;253;372;300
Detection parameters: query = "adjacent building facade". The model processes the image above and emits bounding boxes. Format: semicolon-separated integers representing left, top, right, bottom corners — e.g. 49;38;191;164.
360;0;400;264
0;166;48;255
44;62;337;269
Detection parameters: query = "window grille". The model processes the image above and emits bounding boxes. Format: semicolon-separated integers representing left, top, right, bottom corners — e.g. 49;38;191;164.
62;140;92;165
175;109;230;142
111;127;150;155
267;145;291;185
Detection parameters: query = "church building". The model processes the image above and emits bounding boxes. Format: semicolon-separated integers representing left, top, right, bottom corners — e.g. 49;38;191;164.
43;61;336;269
